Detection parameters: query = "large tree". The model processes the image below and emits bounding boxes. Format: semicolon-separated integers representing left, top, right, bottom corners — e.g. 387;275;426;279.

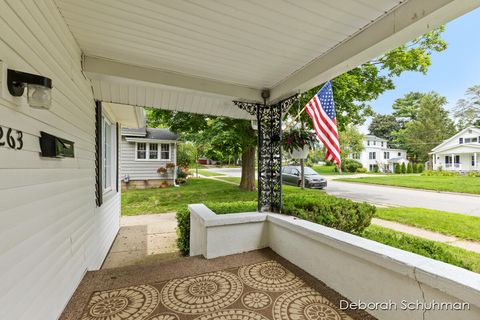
368;114;402;143
339;125;364;157
453;85;480;129
391;92;426;121
401;92;455;162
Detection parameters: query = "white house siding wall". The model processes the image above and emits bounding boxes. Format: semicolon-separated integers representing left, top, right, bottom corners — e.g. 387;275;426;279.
120;138;176;180
0;2;120;320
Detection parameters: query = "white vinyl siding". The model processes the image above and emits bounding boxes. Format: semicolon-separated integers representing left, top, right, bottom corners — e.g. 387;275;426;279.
121;139;176;180
0;3;121;320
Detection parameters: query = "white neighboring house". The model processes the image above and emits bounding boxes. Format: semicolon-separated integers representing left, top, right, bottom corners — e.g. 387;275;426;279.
121;128;179;189
430;127;480;172
348;135;408;172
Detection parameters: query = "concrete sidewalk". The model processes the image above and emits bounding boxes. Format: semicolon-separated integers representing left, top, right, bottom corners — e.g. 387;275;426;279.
372;218;480;254
102;213;180;269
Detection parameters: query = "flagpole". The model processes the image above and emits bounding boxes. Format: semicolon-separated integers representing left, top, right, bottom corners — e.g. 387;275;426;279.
284;105;307;131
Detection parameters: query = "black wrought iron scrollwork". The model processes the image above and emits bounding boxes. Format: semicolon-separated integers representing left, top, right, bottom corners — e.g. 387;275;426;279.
234;95;298;213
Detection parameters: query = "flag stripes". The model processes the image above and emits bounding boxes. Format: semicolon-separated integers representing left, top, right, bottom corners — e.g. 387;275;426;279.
305;81;341;167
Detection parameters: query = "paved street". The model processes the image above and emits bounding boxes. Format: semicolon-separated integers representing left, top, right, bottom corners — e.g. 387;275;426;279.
326;180;480;217
203;167;480;217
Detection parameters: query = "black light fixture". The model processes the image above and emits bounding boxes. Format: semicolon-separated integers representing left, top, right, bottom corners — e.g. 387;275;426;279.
7;69;52;109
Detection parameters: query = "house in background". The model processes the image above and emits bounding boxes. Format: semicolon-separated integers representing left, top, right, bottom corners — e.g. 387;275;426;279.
121;128;179;189
430;127;480;172
349;135;408;172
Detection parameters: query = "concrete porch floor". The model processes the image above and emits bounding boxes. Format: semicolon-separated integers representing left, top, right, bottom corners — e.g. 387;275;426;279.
102;213;180;269
61;249;376;320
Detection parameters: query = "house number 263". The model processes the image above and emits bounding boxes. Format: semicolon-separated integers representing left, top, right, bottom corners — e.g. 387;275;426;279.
0;126;23;150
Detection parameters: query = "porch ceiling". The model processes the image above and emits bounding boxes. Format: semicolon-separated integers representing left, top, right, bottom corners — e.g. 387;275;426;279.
54;0;479;119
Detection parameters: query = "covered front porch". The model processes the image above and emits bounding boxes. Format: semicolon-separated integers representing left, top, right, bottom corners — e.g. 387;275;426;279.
433;151;480;171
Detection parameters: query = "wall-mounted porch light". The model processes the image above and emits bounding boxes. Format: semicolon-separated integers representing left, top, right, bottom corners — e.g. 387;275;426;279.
7;69;52;109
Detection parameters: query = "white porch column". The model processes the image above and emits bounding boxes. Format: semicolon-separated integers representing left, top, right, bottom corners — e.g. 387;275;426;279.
451;153;454;170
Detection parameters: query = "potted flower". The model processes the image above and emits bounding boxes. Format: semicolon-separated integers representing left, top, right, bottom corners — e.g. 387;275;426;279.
157;166;168;176
283;128;316;159
166;162;176;170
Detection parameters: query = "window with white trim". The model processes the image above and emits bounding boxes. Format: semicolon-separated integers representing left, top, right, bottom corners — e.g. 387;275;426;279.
161;144;170;160
137;143;147;159
369;152;376;160
149;143;158;159
135;142;170;160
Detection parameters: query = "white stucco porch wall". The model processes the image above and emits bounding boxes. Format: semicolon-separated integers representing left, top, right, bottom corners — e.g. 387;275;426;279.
189;205;480;320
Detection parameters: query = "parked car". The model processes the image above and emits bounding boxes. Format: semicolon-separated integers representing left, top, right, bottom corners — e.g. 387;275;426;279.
282;165;327;189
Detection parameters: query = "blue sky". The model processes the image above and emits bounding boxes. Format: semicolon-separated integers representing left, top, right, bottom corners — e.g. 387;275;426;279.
360;7;480;131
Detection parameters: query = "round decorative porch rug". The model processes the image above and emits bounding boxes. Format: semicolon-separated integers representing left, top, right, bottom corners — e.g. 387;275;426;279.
80;260;354;320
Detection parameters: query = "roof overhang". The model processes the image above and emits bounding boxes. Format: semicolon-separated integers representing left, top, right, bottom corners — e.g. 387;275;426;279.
55;0;480;119
431;144;480;154
102;102;145;128
124;137;178;144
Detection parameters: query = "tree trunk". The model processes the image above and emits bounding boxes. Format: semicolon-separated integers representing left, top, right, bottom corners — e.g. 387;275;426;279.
239;146;256;191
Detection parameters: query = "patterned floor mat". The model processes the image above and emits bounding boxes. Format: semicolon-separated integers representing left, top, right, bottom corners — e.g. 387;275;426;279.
80;260;353;320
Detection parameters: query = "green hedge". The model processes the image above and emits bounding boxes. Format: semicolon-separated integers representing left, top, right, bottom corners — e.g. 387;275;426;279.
177;194;375;255
422;170;460;176
363;225;480;273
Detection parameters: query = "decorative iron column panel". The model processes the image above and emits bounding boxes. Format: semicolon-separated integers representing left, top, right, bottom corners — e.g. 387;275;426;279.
235;95;297;213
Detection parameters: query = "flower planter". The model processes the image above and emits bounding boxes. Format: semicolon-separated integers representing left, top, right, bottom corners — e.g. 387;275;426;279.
288;145;309;159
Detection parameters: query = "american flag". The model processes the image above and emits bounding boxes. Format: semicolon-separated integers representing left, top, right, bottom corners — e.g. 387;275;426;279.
305;81;341;168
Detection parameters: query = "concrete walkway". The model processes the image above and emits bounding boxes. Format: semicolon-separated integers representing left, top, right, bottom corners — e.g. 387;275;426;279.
102;213;180;269
372;218;480;254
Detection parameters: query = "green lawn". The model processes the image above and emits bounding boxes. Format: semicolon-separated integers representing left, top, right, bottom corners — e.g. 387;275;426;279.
122;178;323;215
312;165;339;175
376;207;480;241
362;225;480;273
196;169;226;177
216;177;241;184
122;178;255;215
337;175;480;194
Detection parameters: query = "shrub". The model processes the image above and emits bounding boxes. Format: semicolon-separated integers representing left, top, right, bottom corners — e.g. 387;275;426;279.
407;163;413;173
372;165;379;173
401;162;406;174
176;194;375;255
282;193;375;235
468;171;480;177
394;163;401;174
412;163;418;173
417;164;424;173
356;167;367;173
422;170;460;176
177;143;197;168
339;158;363;173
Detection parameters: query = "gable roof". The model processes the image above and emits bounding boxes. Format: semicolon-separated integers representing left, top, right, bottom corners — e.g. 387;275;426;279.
122;127;179;141
431;127;480;152
365;135;387;142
